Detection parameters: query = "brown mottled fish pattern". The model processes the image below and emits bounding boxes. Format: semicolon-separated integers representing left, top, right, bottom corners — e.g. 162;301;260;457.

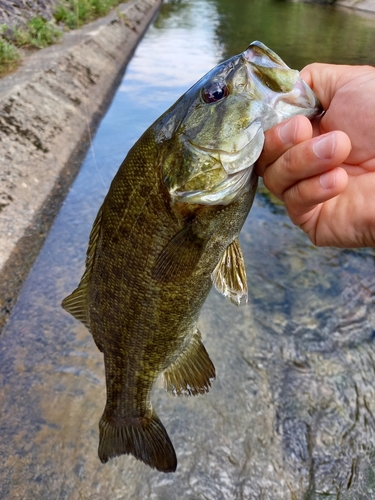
62;41;321;472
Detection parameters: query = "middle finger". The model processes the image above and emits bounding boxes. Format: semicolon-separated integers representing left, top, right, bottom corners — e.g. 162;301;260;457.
262;131;350;200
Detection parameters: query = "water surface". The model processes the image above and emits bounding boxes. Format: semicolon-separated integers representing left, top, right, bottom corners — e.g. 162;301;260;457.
2;0;375;498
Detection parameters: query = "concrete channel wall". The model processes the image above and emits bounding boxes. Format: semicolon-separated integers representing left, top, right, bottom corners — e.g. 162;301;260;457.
334;0;375;13
0;0;161;331
300;0;375;13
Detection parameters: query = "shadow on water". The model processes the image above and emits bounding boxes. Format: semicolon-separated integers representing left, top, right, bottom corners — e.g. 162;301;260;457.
1;0;375;498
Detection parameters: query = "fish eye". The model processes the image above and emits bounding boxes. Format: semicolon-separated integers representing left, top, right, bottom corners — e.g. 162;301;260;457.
202;81;229;103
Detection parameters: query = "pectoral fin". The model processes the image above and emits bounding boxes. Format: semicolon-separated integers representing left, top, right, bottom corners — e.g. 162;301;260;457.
211;238;248;306
152;222;207;282
163;330;215;396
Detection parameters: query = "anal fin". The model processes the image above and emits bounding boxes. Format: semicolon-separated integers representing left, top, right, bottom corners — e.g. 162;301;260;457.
163;330;215;396
211;237;248;306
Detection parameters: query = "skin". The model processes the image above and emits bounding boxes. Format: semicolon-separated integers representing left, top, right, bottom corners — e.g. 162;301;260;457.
256;63;375;248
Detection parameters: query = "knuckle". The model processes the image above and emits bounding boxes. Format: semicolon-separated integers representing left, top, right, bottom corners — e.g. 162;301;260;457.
262;166;282;200
285;181;302;209
281;148;296;177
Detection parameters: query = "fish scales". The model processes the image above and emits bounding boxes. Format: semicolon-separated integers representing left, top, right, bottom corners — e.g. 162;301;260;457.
89;127;254;470
62;41;321;473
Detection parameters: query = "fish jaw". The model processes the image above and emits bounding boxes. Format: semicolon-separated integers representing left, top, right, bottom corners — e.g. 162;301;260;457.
170;75;319;207
243;40;321;123
173;167;254;206
172;122;263;206
243;40;300;93
272;77;321;122
162;42;321;206
188;120;265;175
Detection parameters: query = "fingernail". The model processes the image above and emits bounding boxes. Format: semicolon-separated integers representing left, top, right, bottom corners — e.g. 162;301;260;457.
313;135;335;159
279;119;297;144
320;169;336;190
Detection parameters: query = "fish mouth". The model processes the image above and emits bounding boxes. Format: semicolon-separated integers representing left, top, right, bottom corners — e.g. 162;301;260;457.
173;167;254;206
244;40;290;69
272;78;322;115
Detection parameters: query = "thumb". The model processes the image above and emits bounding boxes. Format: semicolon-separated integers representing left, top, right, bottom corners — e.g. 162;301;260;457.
300;63;355;110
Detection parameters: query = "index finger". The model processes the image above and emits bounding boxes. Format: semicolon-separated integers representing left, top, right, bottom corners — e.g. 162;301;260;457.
256;115;313;176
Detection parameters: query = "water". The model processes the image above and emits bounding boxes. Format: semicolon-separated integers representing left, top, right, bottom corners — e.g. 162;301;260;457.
2;0;375;498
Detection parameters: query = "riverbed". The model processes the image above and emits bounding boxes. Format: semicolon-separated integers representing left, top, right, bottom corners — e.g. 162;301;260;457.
2;0;375;498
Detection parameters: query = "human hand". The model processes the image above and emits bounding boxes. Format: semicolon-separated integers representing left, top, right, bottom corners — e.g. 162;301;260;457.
256;63;375;247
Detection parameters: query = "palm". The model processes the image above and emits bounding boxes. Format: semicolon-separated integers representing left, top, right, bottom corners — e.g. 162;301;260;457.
307;170;375;247
289;65;375;247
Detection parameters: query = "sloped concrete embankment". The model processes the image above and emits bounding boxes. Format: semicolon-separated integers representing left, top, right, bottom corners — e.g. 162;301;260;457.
0;0;161;330
336;0;375;13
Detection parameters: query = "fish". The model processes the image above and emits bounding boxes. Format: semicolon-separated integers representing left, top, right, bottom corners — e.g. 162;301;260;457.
62;41;321;473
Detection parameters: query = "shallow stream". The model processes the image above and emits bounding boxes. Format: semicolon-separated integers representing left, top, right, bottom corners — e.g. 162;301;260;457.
2;0;375;498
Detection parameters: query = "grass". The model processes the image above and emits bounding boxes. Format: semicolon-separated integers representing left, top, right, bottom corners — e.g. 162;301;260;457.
0;0;126;76
0;24;20;75
0;38;20;75
12;16;62;49
54;0;125;29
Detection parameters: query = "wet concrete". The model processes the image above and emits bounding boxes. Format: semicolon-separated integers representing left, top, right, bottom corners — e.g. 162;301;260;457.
0;0;161;330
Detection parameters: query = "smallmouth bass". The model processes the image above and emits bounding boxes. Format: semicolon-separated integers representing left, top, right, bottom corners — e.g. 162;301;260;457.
62;41;321;473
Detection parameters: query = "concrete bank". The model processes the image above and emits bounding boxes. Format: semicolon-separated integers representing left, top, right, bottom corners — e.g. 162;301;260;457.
0;0;161;330
335;0;375;13
303;0;375;14
299;0;375;14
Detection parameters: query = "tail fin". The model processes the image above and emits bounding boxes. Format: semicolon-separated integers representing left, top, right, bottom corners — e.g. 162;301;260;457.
98;411;177;473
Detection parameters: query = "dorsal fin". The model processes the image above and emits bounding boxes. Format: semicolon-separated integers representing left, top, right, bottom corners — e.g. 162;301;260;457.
62;207;103;348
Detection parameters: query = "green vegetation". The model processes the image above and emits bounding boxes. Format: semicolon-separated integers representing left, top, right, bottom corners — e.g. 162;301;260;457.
0;0;126;76
0;24;20;75
54;0;125;29
0;16;61;75
12;16;62;49
0;40;20;74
